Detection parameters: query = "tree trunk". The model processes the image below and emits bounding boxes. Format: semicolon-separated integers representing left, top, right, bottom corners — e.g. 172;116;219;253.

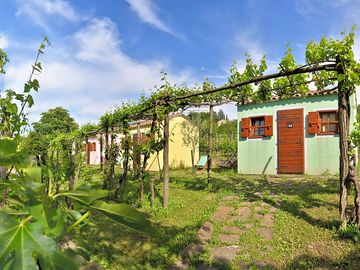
100;132;103;170
337;57;351;227
150;176;155;208
66;141;76;209
110;128;115;189
55;148;60;194
191;150;195;174
85;137;89;165
207;105;213;186
104;128;109;168
163;113;170;208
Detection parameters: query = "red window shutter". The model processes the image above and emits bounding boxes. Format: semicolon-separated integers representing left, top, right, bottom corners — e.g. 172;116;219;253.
264;115;273;136
241;118;250;138
308;111;319;134
92;143;96;151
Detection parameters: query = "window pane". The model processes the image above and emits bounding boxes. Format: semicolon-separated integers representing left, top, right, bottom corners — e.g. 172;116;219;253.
329;123;337;132
321;124;329;132
329;113;336;121
259;128;265;135
251;117;265;127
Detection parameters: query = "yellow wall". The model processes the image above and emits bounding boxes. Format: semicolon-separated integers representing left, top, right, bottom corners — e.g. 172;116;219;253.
142;115;199;171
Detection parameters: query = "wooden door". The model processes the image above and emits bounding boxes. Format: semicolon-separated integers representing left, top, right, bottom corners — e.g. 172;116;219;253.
277;108;304;174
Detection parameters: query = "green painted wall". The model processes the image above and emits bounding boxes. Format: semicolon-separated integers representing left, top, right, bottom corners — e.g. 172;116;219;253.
237;93;357;175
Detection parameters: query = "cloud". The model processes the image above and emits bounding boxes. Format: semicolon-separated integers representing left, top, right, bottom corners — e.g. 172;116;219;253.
0;35;9;49
3;17;195;124
125;0;181;38
16;0;83;31
295;0;358;20
232;29;279;74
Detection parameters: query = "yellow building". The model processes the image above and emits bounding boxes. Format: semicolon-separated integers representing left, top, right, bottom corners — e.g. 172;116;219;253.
85;114;199;171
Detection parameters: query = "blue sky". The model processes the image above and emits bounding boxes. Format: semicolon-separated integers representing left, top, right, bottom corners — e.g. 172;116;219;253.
0;0;360;124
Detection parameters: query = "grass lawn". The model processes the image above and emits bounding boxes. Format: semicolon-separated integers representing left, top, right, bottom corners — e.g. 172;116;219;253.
76;167;360;269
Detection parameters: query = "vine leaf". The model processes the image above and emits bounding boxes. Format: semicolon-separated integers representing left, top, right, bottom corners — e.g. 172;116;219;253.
0;138;27;168
0;212;79;270
55;189;112;205
90;201;158;237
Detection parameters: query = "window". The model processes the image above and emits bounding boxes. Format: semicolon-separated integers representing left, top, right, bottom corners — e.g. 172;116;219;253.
250;117;265;137
308;110;338;135
241;115;273;138
319;111;338;134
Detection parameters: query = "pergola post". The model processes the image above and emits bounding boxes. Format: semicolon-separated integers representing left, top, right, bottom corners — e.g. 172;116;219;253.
207;105;213;186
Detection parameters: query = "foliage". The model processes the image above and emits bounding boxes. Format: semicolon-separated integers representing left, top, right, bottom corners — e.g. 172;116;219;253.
25;107;79;165
0;138;157;268
0;38;50;138
339;223;360;242
0;41;157;269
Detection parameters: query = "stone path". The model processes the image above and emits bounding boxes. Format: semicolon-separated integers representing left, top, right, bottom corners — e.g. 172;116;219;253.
171;193;279;269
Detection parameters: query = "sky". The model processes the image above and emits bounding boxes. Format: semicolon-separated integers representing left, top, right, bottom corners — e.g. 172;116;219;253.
0;0;360;125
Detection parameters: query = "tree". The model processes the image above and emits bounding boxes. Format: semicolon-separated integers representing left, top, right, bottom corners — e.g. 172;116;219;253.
217;109;225;120
180;118;199;172
26;107;78;165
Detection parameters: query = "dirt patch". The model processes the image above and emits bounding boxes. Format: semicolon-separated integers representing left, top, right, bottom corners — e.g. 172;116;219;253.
211;246;240;264
212;205;235;221
217;234;240;245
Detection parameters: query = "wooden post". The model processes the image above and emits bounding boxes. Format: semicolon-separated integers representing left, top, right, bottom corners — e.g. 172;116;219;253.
207;105;213;185
163;112;170;208
85;136;89;165
99;132;103;170
104;127;109;167
337;56;351;227
66;141;76;209
55;148;60;193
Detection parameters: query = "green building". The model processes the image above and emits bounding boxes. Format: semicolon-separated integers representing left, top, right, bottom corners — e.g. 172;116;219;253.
237;90;357;175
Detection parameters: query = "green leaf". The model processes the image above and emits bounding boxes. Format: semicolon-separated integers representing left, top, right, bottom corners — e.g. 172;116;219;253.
0;212;79;270
24;167;41;183
55;189;111;206
0;138;27;168
90;201;158;237
26;95;34;107
23;83;31;93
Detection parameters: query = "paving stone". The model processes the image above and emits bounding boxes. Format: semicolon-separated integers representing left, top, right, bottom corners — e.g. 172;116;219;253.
269;206;277;213
222;225;244;234
197;222;214;242
197;264;219;270
211;246;240;264
244;223;253;229
253;192;263;198
218;233;239;244
241;201;252;207
182;243;206;258
169;260;188;270
261;214;274;227
222;195;238;201
234;206;251;220
238;262;250;270
257;228;273;241
212;205;235;221
253;261;267;269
